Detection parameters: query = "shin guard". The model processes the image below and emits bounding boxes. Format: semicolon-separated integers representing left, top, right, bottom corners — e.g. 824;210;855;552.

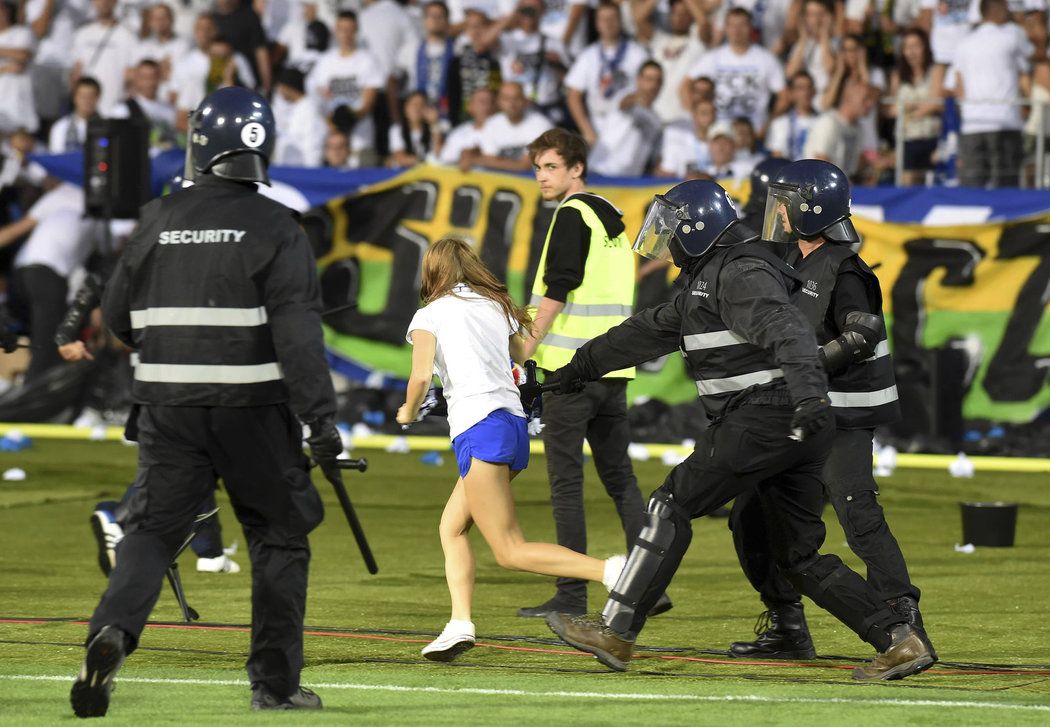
602;492;692;639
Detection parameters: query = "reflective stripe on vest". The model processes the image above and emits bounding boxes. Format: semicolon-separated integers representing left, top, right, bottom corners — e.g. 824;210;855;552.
531;195;636;377
828;384;899;409
130;306;269;328
695;368;784;397
683;330;748;350
863;339;890;361
134;362;283;385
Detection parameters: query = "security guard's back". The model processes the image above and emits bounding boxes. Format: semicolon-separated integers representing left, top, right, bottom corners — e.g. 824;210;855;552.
72;87;344;718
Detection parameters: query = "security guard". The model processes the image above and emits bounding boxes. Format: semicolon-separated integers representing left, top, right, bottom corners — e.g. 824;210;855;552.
728;159;932;660
70;87;343;717
519;128;670;618
544;179;935;682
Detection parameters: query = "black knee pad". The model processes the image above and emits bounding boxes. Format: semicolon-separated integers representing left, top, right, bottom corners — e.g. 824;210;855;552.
603;490;692;638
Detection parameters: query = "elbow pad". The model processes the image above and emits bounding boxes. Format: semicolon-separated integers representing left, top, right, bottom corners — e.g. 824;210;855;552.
819;311;882;374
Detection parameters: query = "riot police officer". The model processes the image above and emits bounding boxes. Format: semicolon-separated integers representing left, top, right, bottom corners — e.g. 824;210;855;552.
544;179;935;682
740;156;790;232
727;159;933;662
70;87;343;717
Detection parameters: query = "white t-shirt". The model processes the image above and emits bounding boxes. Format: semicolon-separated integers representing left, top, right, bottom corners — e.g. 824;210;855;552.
478;110;553;159
0;26;38;133
307;47;386;152
132;35;190;101
564;38;650;119
358;0;421;77
766;110;817;160
803;111;864;176
922;0;978;65
26;0;92;68
406;284;525;439
49;115;90;153
687;43;785;130
589;102;663;176
277;19;325;74
16;184;92;278
72;21;139;112
658;119;711;177
173;49;257;112
438;121;484;164
947;21;1032;134
647;30;707;123
540;0;596;58
273;96;328;166
499;29;569;107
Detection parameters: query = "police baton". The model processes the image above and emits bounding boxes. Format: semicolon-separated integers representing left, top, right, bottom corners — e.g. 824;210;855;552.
314;457;379;575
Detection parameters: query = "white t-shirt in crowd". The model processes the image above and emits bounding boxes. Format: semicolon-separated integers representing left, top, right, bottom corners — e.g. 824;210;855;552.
26;0;92;68
922;0;977;65
0;25;38;133
499;29;569;107
687;43;785;130
438;121;486;164
766;110;818;160
647;30;707;123
72;21;139;112
132;35;190;101
803;110;864;176
406;284;526;439
48;115;90;152
589;101;663;176
564;38;650;119
946;21;1032;134
307;47;386;152
172;48;257;113
358;0;421;77
540;0;596;58
273;96;328;167
478;110;553;159
658;119;711;177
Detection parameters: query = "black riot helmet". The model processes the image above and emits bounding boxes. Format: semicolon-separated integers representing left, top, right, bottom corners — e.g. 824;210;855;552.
744;156;791;215
184;87;276;185
633;179;756;268
761;159;859;244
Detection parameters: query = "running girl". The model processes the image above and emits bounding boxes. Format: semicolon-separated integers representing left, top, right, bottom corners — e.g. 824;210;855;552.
397;238;625;661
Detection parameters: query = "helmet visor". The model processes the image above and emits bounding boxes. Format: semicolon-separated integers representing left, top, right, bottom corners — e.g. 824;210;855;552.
761;187;803;243
632;195;680;262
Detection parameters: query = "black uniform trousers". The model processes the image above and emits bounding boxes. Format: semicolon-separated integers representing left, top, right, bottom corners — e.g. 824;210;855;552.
541;378;646;605
88;403;324;697
626;401;900;649
730;427;919;607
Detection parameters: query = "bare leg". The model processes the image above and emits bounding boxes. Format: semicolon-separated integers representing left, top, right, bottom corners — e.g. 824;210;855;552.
463;459;605;582
439;479;475;622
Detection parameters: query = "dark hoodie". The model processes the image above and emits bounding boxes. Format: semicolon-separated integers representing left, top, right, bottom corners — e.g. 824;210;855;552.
541;192;626;302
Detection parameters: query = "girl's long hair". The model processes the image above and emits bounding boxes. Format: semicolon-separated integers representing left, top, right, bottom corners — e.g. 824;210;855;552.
420;238;532;334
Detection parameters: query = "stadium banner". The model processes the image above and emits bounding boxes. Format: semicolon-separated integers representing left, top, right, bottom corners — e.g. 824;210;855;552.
26;156;1050;423
311;165;1050;424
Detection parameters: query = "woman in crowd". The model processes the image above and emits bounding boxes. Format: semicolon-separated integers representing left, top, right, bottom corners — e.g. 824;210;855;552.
885;28;941;186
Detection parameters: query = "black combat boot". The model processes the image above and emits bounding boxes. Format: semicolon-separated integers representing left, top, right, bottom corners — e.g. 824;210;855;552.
729;602;817;660
886;595;937;660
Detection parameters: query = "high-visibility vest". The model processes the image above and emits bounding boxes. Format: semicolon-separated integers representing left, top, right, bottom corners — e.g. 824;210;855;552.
531;195;636;378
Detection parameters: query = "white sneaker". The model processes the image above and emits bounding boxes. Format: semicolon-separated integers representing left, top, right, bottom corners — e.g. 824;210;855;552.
421;620;475;662
90;510;124;576
196;554;241;573
603;554;628;592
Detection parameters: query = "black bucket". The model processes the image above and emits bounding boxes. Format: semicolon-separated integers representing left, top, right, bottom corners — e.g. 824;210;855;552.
960;501;1018;547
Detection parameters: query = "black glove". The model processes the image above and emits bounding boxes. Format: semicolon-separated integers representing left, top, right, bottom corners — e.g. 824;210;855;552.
789;397;831;441
306;417;343;466
549;362;587;395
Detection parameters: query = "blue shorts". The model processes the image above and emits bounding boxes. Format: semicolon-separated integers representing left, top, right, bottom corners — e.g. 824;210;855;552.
452;409;530;478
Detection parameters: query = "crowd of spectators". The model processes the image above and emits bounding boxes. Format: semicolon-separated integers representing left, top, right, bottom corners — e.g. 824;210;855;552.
1;0;1049;199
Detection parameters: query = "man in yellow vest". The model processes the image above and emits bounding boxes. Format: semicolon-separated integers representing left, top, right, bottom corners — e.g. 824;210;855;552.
517;128;671;618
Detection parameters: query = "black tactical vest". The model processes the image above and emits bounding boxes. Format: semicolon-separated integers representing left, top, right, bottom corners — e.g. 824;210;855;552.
679;243;801;418
790;243;900;429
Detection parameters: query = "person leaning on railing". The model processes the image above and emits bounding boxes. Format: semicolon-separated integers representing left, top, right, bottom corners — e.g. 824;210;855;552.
884;28;941;186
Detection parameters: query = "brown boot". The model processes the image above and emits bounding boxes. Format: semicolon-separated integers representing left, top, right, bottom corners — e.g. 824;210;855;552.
546;613;635;672
853;624;936;682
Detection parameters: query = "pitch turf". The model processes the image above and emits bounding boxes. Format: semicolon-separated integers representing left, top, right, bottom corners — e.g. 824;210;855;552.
1;440;1049;725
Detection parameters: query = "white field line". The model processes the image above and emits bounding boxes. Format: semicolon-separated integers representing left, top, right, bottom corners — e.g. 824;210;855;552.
3;674;1049;712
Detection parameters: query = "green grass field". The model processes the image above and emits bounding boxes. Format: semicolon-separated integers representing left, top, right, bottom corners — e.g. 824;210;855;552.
1;439;1049;725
